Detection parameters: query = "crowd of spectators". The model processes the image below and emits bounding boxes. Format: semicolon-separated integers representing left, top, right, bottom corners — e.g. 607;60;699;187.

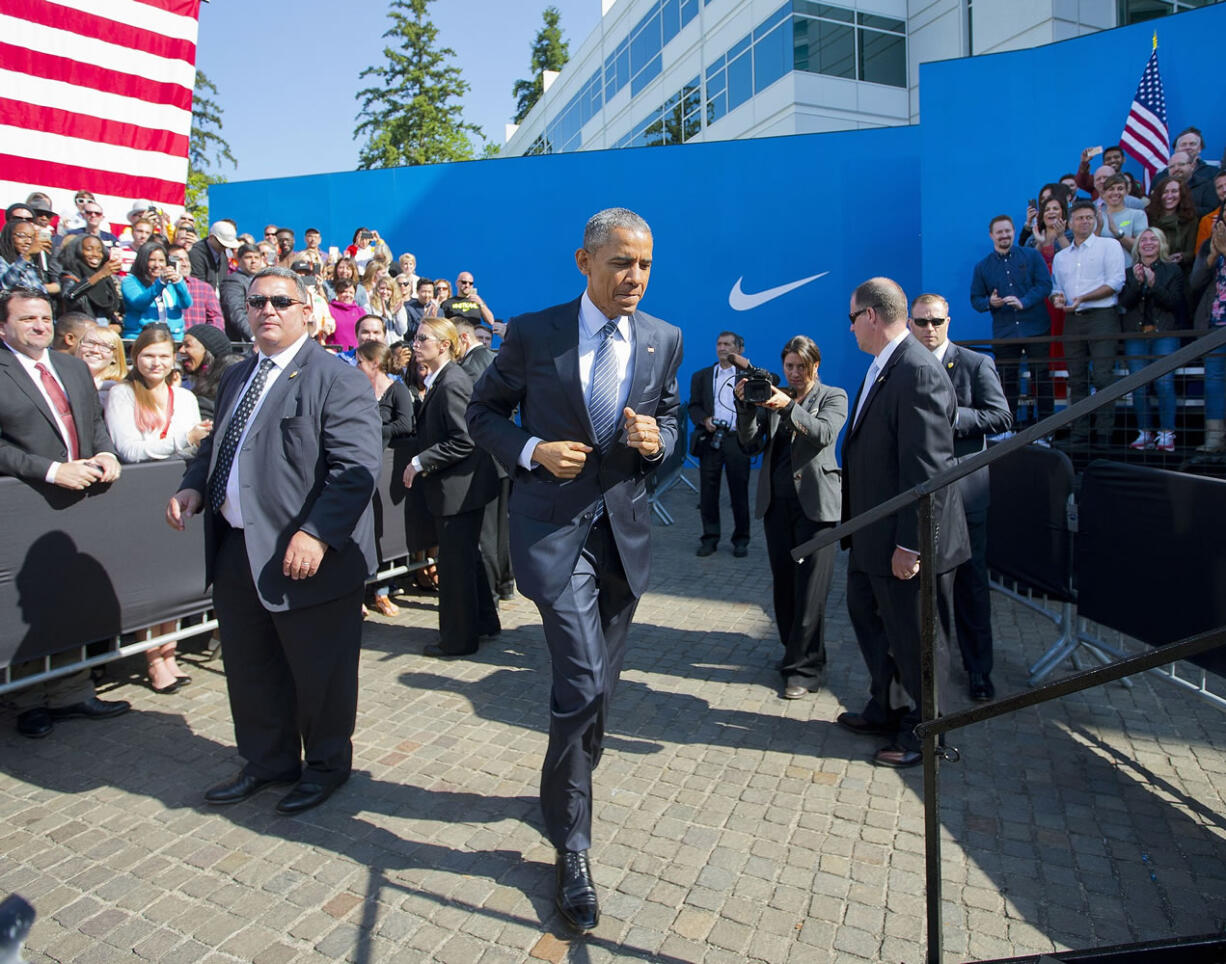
971;126;1226;453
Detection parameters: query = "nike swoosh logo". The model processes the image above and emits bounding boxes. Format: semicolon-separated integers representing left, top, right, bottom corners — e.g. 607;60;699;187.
728;272;829;311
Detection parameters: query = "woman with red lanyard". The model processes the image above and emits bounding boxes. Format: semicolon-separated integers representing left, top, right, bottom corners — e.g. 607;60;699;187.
104;324;213;692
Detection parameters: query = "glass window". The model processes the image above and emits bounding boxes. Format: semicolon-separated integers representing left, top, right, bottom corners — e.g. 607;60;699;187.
630;12;662;77
753;20;791;93
859;28;905;87
794;17;855;79
727;49;753;110
795;1;853;22
707;90;727;125
755;2;792;37
857;12;905;32
681;0;698;25
632;53;662;95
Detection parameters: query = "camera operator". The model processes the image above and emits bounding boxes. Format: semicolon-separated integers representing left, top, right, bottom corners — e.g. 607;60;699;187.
688;332;751;557
734;336;847;699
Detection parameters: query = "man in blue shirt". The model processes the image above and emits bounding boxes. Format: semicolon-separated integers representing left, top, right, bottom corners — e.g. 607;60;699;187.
970;215;1053;427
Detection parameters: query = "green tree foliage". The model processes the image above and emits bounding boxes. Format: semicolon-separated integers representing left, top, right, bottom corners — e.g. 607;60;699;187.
512;6;569;125
185;71;235;223
355;0;484;168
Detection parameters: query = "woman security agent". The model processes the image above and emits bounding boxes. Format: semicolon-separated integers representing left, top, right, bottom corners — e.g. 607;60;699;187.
1119;227;1186;453
121;241;192;340
402;318;500;657
104;325;213;693
734;336;848;699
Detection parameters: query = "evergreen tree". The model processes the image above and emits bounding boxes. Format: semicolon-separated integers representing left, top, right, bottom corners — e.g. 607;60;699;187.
355;0;483;168
185;71;235;222
512;6;569;125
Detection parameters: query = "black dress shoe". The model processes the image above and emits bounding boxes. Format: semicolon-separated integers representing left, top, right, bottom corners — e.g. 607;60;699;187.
836;711;896;737
48;697;131;721
732;545;748;558
16;708;53;739
276;780;344;815
968;673;995;702
695;543;716;557
149;678;181;695
174;675;193;687
479;622;502;639
873;744;923;769
555;850;599;932
205;771;292;805
423;643;472;660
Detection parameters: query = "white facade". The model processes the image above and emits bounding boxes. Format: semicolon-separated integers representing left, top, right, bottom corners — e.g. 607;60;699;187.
500;0;1215;156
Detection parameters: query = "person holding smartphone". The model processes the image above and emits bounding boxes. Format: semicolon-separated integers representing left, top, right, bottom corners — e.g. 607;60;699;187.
121;242;192;340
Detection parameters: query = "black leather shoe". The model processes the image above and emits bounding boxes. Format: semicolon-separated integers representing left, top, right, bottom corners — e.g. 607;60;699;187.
48;697;130;721
276;780;343;815
732;545;748;558
968;673;995;702
423;643;472;660
555;850;599;932
479;622;502;639
836;711;896;737
873;744;923;769
16;708;53;739
695;543;716;557
205;772;292;805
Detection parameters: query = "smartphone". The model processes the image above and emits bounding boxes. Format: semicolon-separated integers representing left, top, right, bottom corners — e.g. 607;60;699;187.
328;245;339;261
1087;145;1103;158
1028;198;1037;211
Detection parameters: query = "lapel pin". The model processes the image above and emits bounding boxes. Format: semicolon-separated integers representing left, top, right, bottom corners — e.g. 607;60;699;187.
946;361;954;369
647;346;655;354
288;370;299;379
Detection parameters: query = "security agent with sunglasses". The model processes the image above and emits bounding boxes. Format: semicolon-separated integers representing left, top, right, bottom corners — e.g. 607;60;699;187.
908;294;1011;702
165;267;383;816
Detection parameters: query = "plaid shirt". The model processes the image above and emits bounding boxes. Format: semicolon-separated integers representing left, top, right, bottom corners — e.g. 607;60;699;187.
0;256;46;292
180;276;224;331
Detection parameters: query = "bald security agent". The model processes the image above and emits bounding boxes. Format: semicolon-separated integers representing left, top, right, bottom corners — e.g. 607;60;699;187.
166;267;383;816
467;208;683;932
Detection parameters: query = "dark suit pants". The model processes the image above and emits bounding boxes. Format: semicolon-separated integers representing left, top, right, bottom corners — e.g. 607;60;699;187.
763;496;835;689
479;478;515;597
1063;307;1119;442
437;507;499;655
954;512;993;678
994;340;1052;426
534;517;637;853
846;564;954;752
698;438;751;547
214;528;362;786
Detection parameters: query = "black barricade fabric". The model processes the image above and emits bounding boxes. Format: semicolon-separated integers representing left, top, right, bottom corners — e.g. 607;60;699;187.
1078;460;1226;677
1;447;416;670
986;443;1076;601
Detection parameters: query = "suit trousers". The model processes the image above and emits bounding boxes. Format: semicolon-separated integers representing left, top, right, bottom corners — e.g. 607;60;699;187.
535;516;637;852
479;477;515;597
214;527;362;786
846;564;954;752
698;437;751;547
993;340;1052;426
762;494;835;689
953;511;993;677
1063;307;1120;442
437;507;499;655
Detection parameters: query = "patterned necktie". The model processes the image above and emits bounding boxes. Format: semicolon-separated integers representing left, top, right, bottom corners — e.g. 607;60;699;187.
35;362;79;460
588;319;621;450
208;358;275;513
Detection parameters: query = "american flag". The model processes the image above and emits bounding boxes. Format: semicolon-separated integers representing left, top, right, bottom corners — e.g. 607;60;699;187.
0;0;201;234
1119;42;1169;190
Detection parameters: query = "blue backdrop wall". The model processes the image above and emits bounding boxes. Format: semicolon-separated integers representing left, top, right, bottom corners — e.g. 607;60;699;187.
211;2;1225;401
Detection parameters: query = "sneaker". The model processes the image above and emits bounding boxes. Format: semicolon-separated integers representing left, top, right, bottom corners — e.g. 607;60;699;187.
1129;431;1154;451
1155;430;1175;453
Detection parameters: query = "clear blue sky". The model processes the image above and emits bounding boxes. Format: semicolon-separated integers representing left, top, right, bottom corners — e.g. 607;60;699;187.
195;1;599;182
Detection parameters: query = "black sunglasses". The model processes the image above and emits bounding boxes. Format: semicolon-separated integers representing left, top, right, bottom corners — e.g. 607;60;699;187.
246;295;304;310
848;304;880;324
910;316;948;328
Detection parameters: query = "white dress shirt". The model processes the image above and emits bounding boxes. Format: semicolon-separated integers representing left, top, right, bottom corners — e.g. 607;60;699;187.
4;341;76;483
410;358;449;473
853;328;909;427
518;291;636;469
219;332;309;529
1051;232;1126;310
105;382;202;464
712;362;738;429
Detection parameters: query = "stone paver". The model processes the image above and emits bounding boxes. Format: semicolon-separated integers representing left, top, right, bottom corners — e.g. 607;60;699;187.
2;470;1224;962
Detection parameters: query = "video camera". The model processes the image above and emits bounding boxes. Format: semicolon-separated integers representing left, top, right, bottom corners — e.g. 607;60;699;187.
740;366;780;404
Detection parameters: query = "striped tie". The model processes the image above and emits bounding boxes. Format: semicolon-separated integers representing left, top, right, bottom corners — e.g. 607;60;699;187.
588;319;621;450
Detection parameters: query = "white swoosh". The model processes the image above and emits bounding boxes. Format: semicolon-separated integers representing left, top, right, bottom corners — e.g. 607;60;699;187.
728;272;829;311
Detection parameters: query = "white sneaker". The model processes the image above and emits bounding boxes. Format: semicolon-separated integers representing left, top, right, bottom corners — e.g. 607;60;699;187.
1129;431;1154;450
1155;430;1175;453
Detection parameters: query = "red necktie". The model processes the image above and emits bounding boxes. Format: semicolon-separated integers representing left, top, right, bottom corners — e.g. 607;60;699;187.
35;362;80;461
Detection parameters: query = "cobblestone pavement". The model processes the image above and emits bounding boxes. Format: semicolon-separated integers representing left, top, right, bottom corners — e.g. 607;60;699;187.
2;473;1224;963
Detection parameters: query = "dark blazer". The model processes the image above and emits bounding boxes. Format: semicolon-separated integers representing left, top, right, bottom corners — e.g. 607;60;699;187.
940;343;1012;517
687;364;717;428
377;379;415;445
219;271;255;342
179;338;383;612
414;360;497;518
737;380;846;522
467;296;684;603
841;335;970;576
458;343;507;480
0;347;115;483
1119;259;1187;333
188;237;228;292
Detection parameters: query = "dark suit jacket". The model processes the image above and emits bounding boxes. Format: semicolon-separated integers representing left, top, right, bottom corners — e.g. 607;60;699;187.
414;360;497;518
737;381;847;522
179;338;383;612
0;347;115;483
219;271;255;342
941;343;1011;517
467;296;683;603
841;335;970;577
458;343;508;481
188;237;229;292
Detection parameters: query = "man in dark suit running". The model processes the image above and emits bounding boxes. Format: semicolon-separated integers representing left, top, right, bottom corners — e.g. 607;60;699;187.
166;267;383;815
837;277;970;769
909;294;1011;702
467;208;683;932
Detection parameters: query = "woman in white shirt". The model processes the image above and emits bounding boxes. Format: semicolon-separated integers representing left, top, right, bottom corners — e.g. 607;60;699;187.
105;324;213;693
